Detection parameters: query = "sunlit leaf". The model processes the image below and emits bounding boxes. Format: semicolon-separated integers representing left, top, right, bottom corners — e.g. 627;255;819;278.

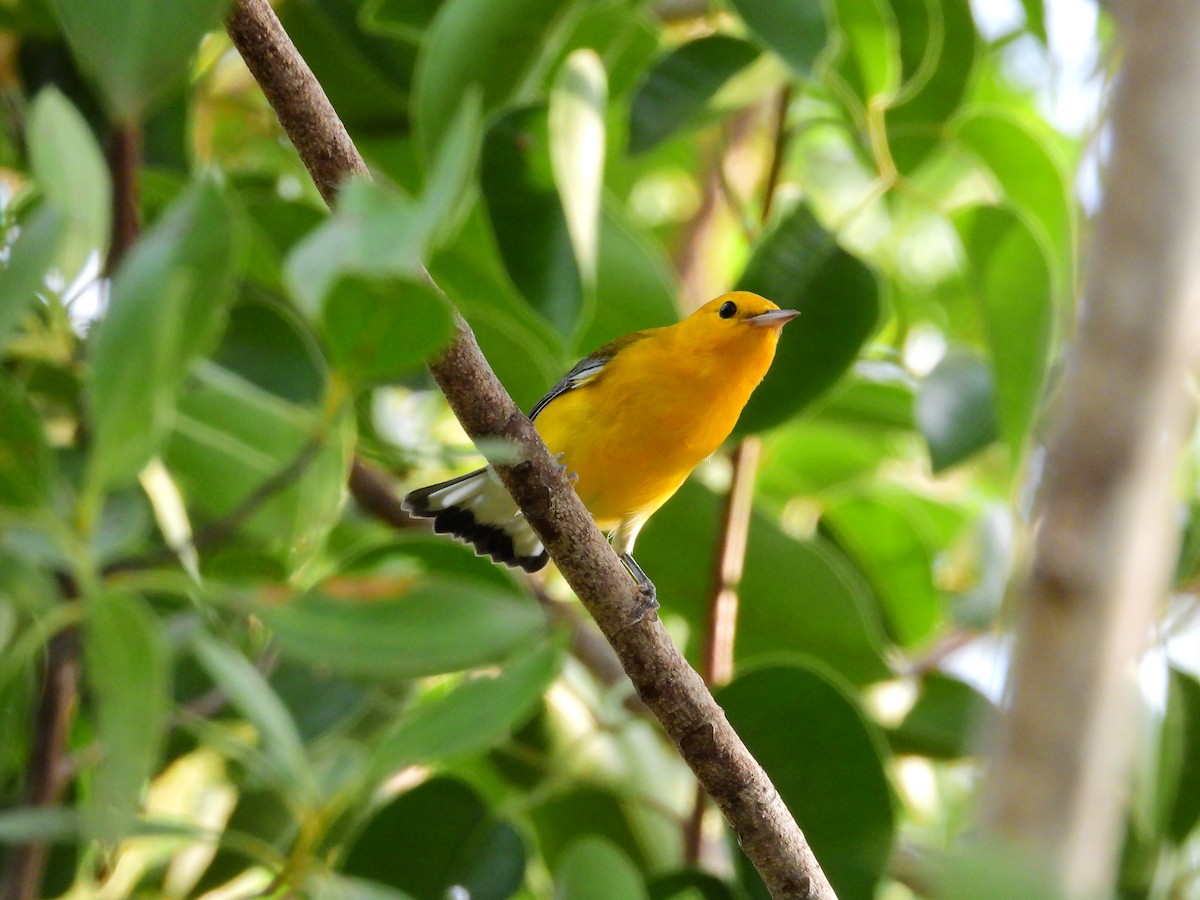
284;179;429;316
834;0;901;103
27;87;109;281
481;103;583;335
955;205;1053;460
954;110;1075;300
550;49;607;290
576;198;678;353
821;486;944;648
886;0;978;173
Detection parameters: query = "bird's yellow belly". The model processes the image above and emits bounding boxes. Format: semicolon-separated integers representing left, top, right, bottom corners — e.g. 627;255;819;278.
533;374;744;530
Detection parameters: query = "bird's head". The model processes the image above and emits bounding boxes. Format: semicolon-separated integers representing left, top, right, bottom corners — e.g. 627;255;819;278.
684;291;799;353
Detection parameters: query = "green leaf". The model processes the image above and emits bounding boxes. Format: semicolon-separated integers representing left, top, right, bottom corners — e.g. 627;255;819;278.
482;102;585;336
419;89;483;248
164;362;353;566
252;579;546;678
531;786;649;873
322;276;455;384
888;672;995;759
412;0;576;151
916;348;999;472
428;209;567;410
954;110;1075;300
49;0;229;120
278;0;416;133
557;837;648;900
635;480;890;684
85;179;241;498
284;179;431;316
480;103;584;336
342;777;525;900
719;663;894;900
821;486;943;648
734;203;880;434
550;49;607;290
833;0;901;103
213;297;327;406
627;34;760;154
27;87;110;281
1160;668;1200;843
0;208;66;347
190;629;317;803
576;198;678;354
885;0;978;173
367;640;562;781
0;376;54;510
726;0;828;79
83;589;170;843
955;206;1053;459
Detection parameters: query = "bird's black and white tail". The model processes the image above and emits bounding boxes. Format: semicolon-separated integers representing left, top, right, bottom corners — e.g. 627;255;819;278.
402;468;549;573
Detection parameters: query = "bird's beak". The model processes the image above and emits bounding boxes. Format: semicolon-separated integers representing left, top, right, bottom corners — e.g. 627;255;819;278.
747;309;800;328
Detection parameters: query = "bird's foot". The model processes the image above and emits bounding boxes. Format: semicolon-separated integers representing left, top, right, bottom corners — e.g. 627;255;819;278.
619;553;659;626
553;452;579;484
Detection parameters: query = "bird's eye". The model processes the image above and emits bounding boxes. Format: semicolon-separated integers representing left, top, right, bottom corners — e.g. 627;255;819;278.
718;300;738;319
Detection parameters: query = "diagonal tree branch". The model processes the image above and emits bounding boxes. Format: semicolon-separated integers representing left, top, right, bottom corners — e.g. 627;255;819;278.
225;1;835;896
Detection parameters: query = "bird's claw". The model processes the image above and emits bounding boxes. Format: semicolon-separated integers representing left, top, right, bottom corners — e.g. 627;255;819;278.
619;553;659;627
553;452;579;484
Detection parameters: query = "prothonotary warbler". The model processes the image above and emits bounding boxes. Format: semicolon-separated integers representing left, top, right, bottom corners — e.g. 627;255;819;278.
403;291;799;599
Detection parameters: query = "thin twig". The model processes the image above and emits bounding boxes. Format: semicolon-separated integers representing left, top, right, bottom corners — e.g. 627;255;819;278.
225;3;836;895
346;458;421;530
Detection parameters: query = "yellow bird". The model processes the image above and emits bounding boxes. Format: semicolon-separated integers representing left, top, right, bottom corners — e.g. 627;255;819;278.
403;291;798;597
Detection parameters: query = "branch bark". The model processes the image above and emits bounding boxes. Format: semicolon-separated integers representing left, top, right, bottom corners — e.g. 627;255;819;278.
978;2;1200;894
225;1;835;896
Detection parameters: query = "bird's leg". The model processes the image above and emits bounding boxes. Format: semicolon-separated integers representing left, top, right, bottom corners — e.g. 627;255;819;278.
619;552;659;624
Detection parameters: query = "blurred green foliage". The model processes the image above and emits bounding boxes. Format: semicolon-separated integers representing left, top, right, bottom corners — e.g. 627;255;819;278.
2;1;1194;899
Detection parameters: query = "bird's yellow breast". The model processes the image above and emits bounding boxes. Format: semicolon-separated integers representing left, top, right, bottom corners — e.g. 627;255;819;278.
533;318;780;529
